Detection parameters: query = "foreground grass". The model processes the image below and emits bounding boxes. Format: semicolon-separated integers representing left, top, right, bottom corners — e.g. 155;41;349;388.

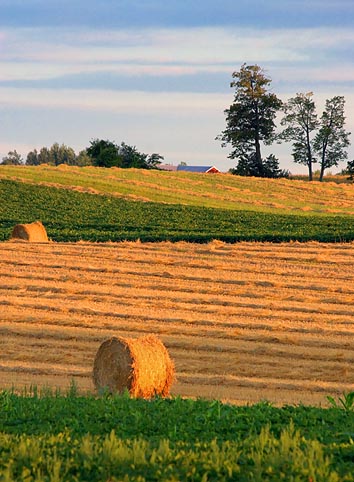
1;179;354;243
0;164;353;215
0;390;353;481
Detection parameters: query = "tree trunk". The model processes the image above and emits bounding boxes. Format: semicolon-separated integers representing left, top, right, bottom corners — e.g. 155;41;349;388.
306;128;313;181
254;103;263;175
255;136;262;174
319;151;326;181
319;141;328;182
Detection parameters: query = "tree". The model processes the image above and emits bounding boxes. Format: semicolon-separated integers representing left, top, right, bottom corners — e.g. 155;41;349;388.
146;153;164;169
86;139;121;168
26;144;77;166
26;149;39;165
49;143;76;166
313;96;350;181
1;150;23;165
280;92;319;181
86;139;164;169
37;147;51;165
76;150;93;166
118;142;147;168
217;63;283;177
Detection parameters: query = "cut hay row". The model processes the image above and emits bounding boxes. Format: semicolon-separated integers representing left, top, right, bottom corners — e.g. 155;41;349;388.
0;241;353;405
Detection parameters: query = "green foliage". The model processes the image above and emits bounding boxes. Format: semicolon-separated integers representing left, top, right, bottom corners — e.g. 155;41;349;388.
1;150;23;165
1;180;354;243
281;93;350;181
327;392;354;413
281;92;319;181
346;160;354;180
87;138;121;167
313;96;350;181
230;154;289;178
26;143;87;167
0;392;353;481
218;63;283;177
86;139;163;169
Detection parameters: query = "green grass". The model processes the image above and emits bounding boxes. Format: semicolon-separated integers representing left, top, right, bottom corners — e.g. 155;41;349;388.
1;164;354;215
0;389;353;481
1;179;354;243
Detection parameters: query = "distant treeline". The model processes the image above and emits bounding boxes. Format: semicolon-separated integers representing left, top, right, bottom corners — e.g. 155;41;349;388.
0;139;164;170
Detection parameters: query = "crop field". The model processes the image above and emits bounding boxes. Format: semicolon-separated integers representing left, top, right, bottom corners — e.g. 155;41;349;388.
1;393;353;481
1;239;353;406
0;164;354;214
2;179;354;243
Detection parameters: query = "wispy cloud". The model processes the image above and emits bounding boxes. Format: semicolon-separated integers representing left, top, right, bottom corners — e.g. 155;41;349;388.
1;26;354;92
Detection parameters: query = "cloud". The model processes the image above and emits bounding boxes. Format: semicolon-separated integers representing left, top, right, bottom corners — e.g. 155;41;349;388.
0;87;230;112
1;26;354;91
1;0;354;29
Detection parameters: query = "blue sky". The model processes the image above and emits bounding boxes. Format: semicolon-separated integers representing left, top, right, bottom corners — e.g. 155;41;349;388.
1;0;354;172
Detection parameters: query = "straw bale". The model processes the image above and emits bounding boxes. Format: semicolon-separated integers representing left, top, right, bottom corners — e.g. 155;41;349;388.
10;221;48;242
93;335;175;398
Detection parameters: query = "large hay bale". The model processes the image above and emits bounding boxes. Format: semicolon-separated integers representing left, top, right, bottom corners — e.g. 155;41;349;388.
10;221;48;242
93;335;175;398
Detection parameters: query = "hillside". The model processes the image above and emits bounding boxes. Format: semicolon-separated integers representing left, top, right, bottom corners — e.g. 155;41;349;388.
1;179;354;242
0;164;354;215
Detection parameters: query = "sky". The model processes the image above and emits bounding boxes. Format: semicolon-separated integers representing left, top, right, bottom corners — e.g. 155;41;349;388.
1;0;354;173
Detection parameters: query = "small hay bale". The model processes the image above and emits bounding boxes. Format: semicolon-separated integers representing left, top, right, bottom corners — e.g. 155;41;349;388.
10;221;48;242
93;335;175;398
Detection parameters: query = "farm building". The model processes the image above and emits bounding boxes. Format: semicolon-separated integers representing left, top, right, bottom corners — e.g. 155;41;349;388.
158;164;178;171
176;165;220;173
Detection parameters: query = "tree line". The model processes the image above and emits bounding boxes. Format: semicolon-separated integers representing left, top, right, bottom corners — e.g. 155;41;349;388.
0;139;164;170
218;64;352;181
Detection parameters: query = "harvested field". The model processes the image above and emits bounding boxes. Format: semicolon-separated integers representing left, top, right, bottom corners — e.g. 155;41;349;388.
0;240;353;405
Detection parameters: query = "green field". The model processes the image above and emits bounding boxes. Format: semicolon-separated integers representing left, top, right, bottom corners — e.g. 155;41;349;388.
0;390;353;481
1;179;354;243
0;164;354;215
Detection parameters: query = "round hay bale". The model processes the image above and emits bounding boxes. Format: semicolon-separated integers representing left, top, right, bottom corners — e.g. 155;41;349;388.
10;221;48;242
93;335;175;398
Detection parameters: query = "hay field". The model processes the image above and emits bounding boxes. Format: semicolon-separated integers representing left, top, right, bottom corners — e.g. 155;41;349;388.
0;240;353;406
1;164;354;214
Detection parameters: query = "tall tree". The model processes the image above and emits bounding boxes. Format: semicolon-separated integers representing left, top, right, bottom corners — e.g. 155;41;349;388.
26;149;39;165
280;92;319;181
313;96;350;181
1;150;23;165
49;143;76;166
37;147;51;165
217;64;282;177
